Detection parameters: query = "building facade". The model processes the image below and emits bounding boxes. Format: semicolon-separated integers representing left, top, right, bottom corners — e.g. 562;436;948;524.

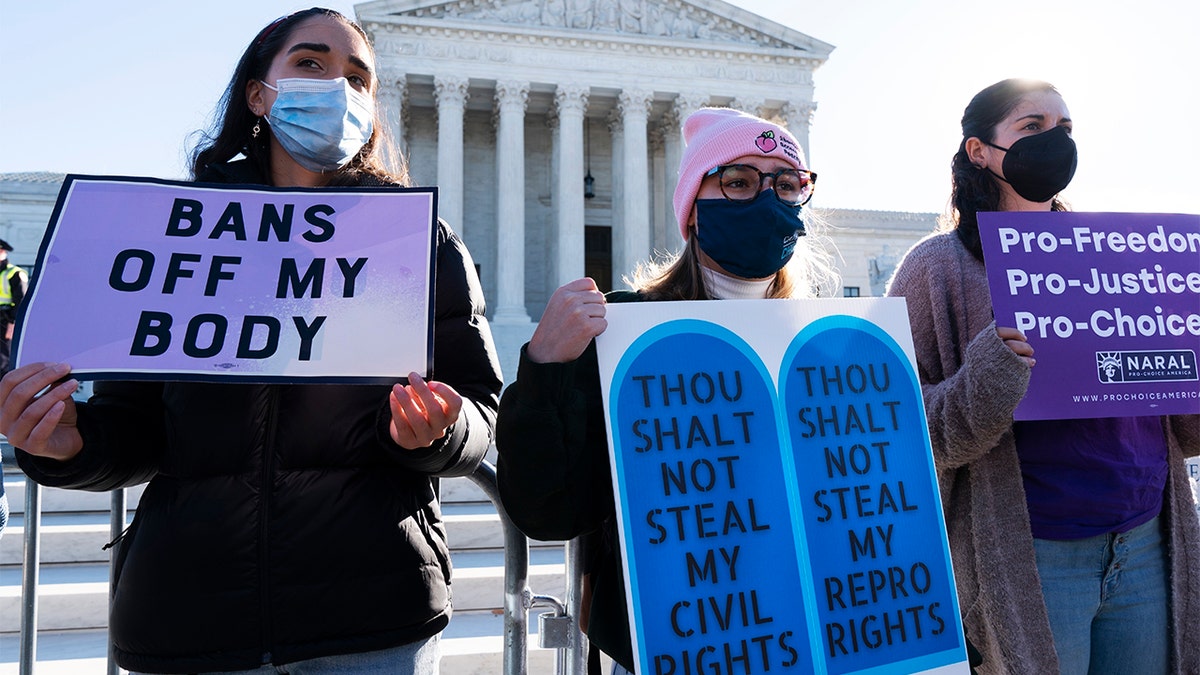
0;0;941;379
357;0;837;322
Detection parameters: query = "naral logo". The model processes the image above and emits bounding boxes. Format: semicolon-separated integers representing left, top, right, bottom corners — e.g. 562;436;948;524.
1096;350;1198;384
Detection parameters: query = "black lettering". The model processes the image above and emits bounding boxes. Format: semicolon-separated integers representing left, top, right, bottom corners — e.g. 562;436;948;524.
779;631;799;667
797;407;817;438
845;364;868;393
655;417;681;451
826;621;848;657
691;372;715;403
691;459;716;491
646;509;667;544
205;256;241;296
277;258;325;298
166;198;203;236
796;365;816;396
813;489;833;522
670;602;692;639
685;549;718;586
302;204;336;242
162;253;202;294
822;365;844;395
869;362;891;392
928;601;946;635
633;419;652;452
632;374;655;407
662;373;687;406
686;415;712;447
236;316;280;359
210;202;248;240
293;316;326;361
662;461;688;495
109;249;154;292
130;311;172;356
336;257;367;297
258;203;294;242
183;313;226;358
716;370;742;402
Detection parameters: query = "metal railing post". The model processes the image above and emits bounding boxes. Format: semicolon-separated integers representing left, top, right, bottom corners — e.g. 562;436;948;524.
564;537;588;675
468;461;529;675
107;488;126;675
19;477;41;675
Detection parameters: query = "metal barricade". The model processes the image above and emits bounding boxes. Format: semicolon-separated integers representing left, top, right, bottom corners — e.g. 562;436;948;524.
467;460;588;675
17;459;587;675
18;478;40;675
107;489;126;675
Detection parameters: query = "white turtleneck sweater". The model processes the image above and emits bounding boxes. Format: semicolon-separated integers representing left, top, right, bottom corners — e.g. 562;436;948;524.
701;265;774;300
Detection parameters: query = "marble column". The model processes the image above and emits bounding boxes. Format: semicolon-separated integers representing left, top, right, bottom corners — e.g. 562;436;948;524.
730;96;766;119
782;101;817;167
493;80;531;323
665;93;708;239
607;110;624;289
434;75;469;235
553;84;589;286
616;89;653;282
674;92;711;133
649;126;669;252
377;71;407;171
659;112;681;244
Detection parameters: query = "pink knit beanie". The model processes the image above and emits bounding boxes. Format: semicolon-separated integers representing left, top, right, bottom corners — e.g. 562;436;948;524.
673;107;806;240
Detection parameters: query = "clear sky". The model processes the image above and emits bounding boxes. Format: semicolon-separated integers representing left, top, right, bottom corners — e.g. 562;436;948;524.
2;0;1196;216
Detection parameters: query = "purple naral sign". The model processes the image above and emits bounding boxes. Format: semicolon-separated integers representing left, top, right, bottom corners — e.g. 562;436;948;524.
978;211;1200;420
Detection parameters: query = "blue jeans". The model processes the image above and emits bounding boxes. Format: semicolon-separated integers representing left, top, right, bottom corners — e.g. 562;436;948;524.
1032;516;1168;675
135;634;440;675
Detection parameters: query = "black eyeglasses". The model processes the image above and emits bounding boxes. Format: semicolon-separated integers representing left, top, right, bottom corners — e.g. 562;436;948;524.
704;164;818;206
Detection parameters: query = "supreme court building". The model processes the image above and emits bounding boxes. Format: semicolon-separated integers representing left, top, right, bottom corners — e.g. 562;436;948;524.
0;0;938;378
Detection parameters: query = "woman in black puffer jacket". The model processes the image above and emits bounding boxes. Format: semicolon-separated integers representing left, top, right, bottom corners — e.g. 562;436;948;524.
5;9;501;674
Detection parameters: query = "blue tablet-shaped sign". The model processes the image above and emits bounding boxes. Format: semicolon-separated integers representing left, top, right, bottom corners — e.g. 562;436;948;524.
596;299;970;675
780;316;964;674
610;320;816;674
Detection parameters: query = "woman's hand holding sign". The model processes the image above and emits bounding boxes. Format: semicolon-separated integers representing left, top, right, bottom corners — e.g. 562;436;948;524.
996;326;1036;368
389;372;463;449
528;277;608;364
0;362;83;461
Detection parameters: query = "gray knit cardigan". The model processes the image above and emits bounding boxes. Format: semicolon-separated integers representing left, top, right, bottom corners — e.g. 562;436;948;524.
887;231;1200;675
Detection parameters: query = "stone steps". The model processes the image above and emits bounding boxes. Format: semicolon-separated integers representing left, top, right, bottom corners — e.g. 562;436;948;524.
0;500;547;566
1;464;579;673
0;610;563;675
0;548;567;633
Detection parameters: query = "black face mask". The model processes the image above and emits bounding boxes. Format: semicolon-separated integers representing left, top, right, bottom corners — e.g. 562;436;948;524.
984;125;1078;203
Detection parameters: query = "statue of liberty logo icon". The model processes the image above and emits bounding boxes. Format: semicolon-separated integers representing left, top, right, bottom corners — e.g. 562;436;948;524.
1096;352;1123;383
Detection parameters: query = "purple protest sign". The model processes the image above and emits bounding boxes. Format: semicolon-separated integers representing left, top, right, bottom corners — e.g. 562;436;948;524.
14;175;437;383
978;211;1200;420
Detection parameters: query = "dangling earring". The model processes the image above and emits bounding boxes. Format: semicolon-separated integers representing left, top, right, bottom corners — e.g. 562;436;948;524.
252;118;262;139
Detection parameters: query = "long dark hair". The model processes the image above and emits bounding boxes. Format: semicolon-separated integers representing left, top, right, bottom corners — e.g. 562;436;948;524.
189;8;405;185
951;78;1068;260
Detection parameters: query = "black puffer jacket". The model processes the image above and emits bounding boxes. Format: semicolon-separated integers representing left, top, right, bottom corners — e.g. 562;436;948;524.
17;160;503;673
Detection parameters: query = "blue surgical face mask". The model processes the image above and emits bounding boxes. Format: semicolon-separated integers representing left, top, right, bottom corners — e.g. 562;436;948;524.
694;189;805;280
262;77;374;172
